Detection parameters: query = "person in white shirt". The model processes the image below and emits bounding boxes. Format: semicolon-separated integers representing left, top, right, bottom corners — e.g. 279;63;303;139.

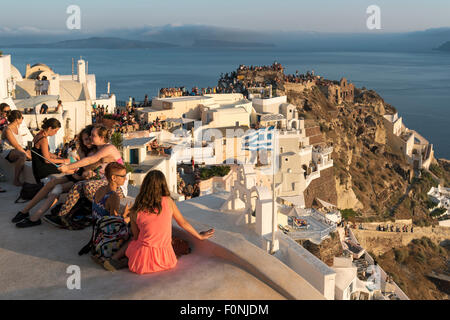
40;76;49;95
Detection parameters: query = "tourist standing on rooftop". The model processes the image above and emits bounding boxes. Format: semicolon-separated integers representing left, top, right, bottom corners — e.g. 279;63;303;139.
40;76;49;95
34;76;41;96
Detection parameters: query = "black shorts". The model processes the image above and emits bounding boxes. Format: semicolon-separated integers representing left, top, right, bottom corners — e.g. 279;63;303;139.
5;151;14;163
65;174;79;183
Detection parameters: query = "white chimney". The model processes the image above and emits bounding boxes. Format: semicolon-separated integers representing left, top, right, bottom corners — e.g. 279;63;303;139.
77;59;86;84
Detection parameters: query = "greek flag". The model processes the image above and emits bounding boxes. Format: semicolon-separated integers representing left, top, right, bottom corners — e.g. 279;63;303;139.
242;126;275;151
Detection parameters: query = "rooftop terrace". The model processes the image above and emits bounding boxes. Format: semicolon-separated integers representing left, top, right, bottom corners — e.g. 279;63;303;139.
0;185;324;300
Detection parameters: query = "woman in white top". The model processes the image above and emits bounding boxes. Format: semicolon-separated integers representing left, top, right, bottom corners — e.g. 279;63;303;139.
40;76;49;95
1;110;31;186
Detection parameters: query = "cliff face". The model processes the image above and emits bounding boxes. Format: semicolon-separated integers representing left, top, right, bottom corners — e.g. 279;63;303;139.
374;237;449;300
238;69;449;223
285;85;412;219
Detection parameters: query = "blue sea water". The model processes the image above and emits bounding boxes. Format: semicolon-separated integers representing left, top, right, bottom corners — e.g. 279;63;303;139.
4;47;450;159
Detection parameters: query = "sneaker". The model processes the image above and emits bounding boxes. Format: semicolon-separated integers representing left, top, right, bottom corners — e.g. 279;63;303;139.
43;214;65;228
16;217;42;228
12;211;29;223
103;258;129;272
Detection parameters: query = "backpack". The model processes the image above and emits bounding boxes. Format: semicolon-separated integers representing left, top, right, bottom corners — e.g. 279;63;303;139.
15;182;44;203
50;197;94;230
79;216;129;261
172;237;191;257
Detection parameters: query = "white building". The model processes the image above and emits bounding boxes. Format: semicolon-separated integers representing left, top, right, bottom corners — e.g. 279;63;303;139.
1;54;116;150
428;185;450;223
383;112;434;170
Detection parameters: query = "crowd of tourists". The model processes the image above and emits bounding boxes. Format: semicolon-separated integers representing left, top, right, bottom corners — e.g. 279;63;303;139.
377;224;414;233
283;70;317;83
0;103;214;274
159;86;219;98
237;62;283;72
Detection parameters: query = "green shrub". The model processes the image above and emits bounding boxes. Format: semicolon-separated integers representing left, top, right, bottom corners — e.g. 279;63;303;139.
430;207;447;217
414;251;426;263
429;164;442;177
340;208;360;220
394;248;408;263
426;199;438;209
111;132;123;149
199;165;231;180
124;162;134;173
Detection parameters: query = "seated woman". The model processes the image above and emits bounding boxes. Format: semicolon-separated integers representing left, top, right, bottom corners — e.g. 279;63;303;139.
0;102;10;132
103;170;214;273
1;110;31;186
30;118;69;183
44;125;126;228
14;126;98;227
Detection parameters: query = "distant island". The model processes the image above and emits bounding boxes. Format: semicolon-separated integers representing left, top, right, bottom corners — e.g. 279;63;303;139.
192;39;275;48
435;41;450;52
7;37;178;49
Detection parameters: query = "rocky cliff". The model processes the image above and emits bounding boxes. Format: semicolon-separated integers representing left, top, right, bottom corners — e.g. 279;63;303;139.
237;68;449;224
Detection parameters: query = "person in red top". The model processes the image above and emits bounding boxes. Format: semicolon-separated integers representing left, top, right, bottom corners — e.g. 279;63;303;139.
103;170;214;273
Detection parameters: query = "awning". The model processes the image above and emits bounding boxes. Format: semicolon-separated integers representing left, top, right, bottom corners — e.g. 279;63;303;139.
122;137;155;147
14;95;60;109
279;195;305;208
316;198;336;209
260;113;285;122
166;118;196;124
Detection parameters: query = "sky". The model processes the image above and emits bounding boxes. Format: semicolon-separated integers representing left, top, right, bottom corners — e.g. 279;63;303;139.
1;0;450;34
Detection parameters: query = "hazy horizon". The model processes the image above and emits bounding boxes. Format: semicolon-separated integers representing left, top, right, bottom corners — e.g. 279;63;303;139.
1;0;450;35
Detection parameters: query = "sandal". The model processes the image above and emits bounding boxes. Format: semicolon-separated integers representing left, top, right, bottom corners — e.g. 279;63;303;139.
0;187;6;193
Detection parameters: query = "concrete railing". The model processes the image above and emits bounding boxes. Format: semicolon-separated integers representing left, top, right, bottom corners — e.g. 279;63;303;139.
172;222;325;300
277;232;335;300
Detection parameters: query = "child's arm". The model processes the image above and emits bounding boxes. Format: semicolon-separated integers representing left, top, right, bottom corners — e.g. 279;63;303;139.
170;197;214;240
106;193;121;217
110;196;132;224
129;211;139;241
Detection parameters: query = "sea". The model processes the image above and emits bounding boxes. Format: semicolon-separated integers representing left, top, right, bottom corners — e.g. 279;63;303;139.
4;47;450;159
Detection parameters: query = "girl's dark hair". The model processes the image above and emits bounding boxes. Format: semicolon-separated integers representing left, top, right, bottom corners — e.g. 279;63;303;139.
131;170;170;216
0;103;10;113
7;110;22;123
78;125;96;156
105;162;126;181
42;118;61;130
93;124;111;142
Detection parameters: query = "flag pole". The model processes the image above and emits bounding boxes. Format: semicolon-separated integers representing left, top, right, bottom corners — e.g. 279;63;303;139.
270;128;277;254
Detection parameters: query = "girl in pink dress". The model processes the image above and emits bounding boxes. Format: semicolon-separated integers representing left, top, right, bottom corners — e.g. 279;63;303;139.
103;170;214;274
